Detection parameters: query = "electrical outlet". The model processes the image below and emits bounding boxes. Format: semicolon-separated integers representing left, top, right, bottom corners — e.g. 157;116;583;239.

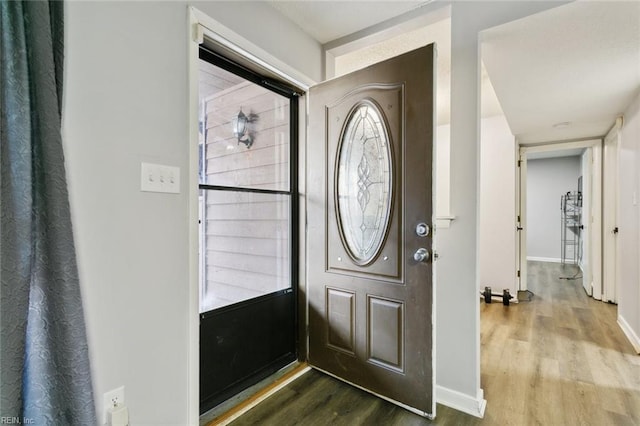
103;386;125;424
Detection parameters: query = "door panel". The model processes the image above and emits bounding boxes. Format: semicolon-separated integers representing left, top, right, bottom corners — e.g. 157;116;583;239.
603;130;619;303
199;291;296;412
308;45;435;417
517;154;528;291
367;295;404;371
326;287;356;354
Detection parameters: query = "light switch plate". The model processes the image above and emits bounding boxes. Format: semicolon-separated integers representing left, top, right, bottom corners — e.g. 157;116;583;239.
141;162;180;194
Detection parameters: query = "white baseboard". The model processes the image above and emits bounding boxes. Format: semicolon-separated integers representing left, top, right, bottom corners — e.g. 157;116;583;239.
436;385;486;418
526;256;562;263
617;315;640;354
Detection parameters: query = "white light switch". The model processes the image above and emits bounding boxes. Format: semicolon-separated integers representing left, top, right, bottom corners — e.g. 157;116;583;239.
141;162;180;194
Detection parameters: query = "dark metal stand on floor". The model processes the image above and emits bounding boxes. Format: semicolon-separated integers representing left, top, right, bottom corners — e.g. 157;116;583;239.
561;191;582;265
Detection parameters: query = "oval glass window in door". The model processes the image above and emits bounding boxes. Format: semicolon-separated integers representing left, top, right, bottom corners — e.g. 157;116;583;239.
336;100;392;265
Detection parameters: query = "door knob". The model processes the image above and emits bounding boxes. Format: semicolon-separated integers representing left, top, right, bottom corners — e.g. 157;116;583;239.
414;248;430;262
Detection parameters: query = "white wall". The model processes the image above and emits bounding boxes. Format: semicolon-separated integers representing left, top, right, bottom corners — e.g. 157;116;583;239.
618;92;640;351
64;3;190;424
63;2;322;425
435;2;570;411
479;115;516;294
526;156;581;262
436;124;451;222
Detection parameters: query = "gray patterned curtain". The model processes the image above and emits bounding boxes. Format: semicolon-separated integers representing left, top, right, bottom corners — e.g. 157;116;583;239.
0;1;97;424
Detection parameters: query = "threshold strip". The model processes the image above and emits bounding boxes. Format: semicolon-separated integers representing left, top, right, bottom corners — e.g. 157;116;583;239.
205;362;311;426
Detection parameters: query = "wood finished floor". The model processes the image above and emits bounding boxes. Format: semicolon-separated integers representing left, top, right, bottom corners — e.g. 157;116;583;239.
229;261;640;425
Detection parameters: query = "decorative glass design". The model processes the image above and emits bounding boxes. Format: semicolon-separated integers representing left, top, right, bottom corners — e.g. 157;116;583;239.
336;101;392;264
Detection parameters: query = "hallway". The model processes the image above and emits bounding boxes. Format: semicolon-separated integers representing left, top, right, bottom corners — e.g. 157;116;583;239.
480;261;640;425
216;261;640;425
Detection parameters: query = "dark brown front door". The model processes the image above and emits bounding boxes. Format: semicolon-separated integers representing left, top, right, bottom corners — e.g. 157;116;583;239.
307;45;435;417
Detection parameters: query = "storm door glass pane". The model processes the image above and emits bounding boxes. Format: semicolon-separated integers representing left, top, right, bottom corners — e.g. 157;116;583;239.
199;190;291;312
199;60;290;191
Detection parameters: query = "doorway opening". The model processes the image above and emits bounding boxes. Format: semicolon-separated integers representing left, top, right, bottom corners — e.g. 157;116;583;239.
517;140;603;301
197;46;300;414
191;5;443;422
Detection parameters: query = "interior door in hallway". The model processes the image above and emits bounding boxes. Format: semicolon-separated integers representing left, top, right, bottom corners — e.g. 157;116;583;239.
603;128;619;304
516;153;528;291
307;45;435;417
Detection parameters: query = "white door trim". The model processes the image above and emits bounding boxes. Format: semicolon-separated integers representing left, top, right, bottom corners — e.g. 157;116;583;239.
580;148;593;296
591;142;603;301
190;8;314;91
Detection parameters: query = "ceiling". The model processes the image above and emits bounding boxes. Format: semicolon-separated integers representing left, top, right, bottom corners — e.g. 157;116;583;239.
482;1;640;144
267;1;432;44
266;1;640;145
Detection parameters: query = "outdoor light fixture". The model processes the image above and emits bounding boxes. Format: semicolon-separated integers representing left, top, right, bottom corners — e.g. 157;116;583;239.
232;108;257;149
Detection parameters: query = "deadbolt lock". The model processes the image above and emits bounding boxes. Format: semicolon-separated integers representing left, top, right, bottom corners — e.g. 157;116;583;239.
416;222;430;237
